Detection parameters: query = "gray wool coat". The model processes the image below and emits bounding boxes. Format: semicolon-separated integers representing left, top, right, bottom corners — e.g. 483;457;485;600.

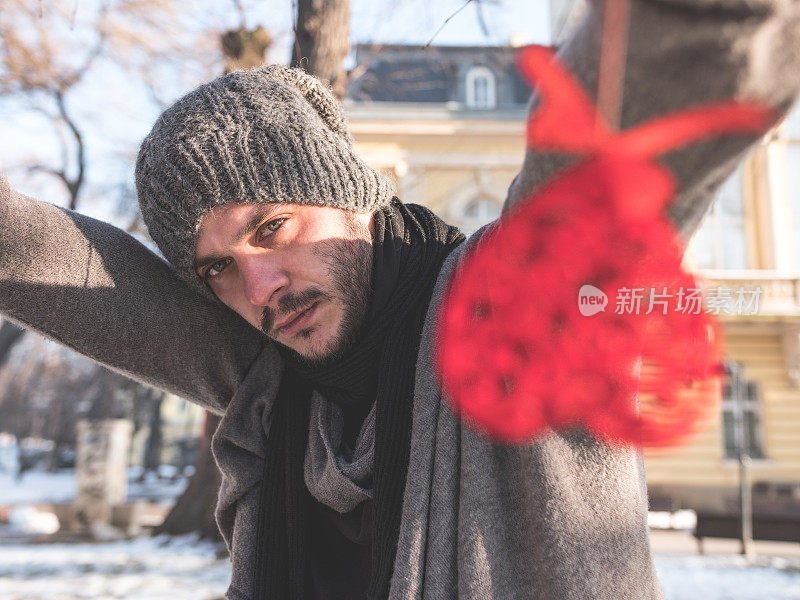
2;1;799;598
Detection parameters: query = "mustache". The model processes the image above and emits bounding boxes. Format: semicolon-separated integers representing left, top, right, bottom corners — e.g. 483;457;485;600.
260;288;331;334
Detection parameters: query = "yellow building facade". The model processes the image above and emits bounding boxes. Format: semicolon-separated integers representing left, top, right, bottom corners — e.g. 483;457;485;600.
644;113;800;512
347;49;800;515
347;101;525;235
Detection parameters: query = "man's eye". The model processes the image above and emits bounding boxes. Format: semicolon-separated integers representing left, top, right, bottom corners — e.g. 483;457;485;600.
206;258;231;279
257;218;286;240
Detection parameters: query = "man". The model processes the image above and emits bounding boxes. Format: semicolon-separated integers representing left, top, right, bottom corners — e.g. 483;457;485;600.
1;1;799;599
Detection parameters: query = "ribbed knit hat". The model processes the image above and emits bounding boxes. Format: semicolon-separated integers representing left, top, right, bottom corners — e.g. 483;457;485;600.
135;65;395;287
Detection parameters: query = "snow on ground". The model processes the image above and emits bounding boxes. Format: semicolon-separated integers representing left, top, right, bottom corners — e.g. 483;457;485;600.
648;509;697;530
0;534;230;600
1;539;799;600
6;506;60;535
2;467;800;599
0;470;77;506
125;468;189;504
0;467;187;507
655;553;800;600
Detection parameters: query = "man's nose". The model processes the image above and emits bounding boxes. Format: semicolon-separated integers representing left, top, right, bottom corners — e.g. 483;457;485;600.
238;254;289;307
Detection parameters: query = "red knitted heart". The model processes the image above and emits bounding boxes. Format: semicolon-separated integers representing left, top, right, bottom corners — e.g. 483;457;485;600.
435;45;774;447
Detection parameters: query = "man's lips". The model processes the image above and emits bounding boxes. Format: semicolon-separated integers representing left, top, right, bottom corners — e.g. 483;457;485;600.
273;303;318;336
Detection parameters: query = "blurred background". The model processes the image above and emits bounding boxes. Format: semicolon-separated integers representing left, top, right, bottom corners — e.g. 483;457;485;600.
0;0;799;599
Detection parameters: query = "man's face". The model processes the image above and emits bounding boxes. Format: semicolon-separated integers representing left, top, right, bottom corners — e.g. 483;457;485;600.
194;202;374;366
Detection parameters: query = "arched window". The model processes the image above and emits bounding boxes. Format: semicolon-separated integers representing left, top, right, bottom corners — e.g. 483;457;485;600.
458;196;501;235
465;66;497;109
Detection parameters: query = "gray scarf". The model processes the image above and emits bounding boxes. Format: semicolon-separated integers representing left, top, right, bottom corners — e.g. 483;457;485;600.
304;393;376;513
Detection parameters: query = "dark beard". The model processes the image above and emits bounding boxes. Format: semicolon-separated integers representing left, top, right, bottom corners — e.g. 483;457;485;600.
260;218;373;367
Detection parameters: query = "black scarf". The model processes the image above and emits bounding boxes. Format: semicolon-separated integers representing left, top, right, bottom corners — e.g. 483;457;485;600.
253;200;464;600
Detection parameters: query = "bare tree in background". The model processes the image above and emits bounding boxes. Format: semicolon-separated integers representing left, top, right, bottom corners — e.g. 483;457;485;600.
0;0;216;211
0;338;141;472
1;0;357;541
0;0;220;398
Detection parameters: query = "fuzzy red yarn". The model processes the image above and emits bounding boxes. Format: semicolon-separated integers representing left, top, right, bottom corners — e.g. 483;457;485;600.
435;45;775;447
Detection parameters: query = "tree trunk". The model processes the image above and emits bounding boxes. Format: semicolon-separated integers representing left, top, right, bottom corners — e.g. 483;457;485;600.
85;367;126;420
143;393;164;472
0;321;25;368
155;412;222;541
291;0;351;99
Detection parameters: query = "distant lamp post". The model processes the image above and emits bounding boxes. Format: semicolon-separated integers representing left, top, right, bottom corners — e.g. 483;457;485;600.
726;362;754;559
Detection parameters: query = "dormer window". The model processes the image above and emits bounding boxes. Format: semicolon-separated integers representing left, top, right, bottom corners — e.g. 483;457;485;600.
466;66;496;109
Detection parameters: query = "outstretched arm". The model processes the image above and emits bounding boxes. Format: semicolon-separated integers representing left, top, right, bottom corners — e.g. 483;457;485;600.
0;175;266;415
506;0;800;239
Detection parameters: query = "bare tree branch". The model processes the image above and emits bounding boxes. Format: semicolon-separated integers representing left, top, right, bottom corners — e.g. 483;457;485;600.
232;0;247;29
423;0;502;49
423;0;474;49
54;90;85;210
69;0;80;30
0;0;221;211
346;43;384;86
475;0;490;38
27;163;69;187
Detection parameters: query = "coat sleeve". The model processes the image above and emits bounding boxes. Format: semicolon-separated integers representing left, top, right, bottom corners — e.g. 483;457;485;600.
0;175;266;415
505;0;800;240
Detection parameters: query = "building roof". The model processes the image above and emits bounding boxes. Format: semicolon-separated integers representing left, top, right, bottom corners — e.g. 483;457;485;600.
347;44;531;107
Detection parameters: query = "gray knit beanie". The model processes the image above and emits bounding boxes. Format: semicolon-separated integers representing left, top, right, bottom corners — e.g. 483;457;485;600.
135;65;395;287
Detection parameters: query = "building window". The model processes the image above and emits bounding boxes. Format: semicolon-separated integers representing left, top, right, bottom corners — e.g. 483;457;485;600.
788;146;800;262
782;104;800;266
689;165;748;270
465;66;497;109
458;196;501;235
782;101;800;139
721;362;765;459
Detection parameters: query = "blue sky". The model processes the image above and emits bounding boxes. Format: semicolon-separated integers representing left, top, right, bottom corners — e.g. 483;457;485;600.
0;0;549;223
346;0;547;47
254;0;550;61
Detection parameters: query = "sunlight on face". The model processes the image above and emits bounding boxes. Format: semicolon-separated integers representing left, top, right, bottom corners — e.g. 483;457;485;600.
194;203;374;365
